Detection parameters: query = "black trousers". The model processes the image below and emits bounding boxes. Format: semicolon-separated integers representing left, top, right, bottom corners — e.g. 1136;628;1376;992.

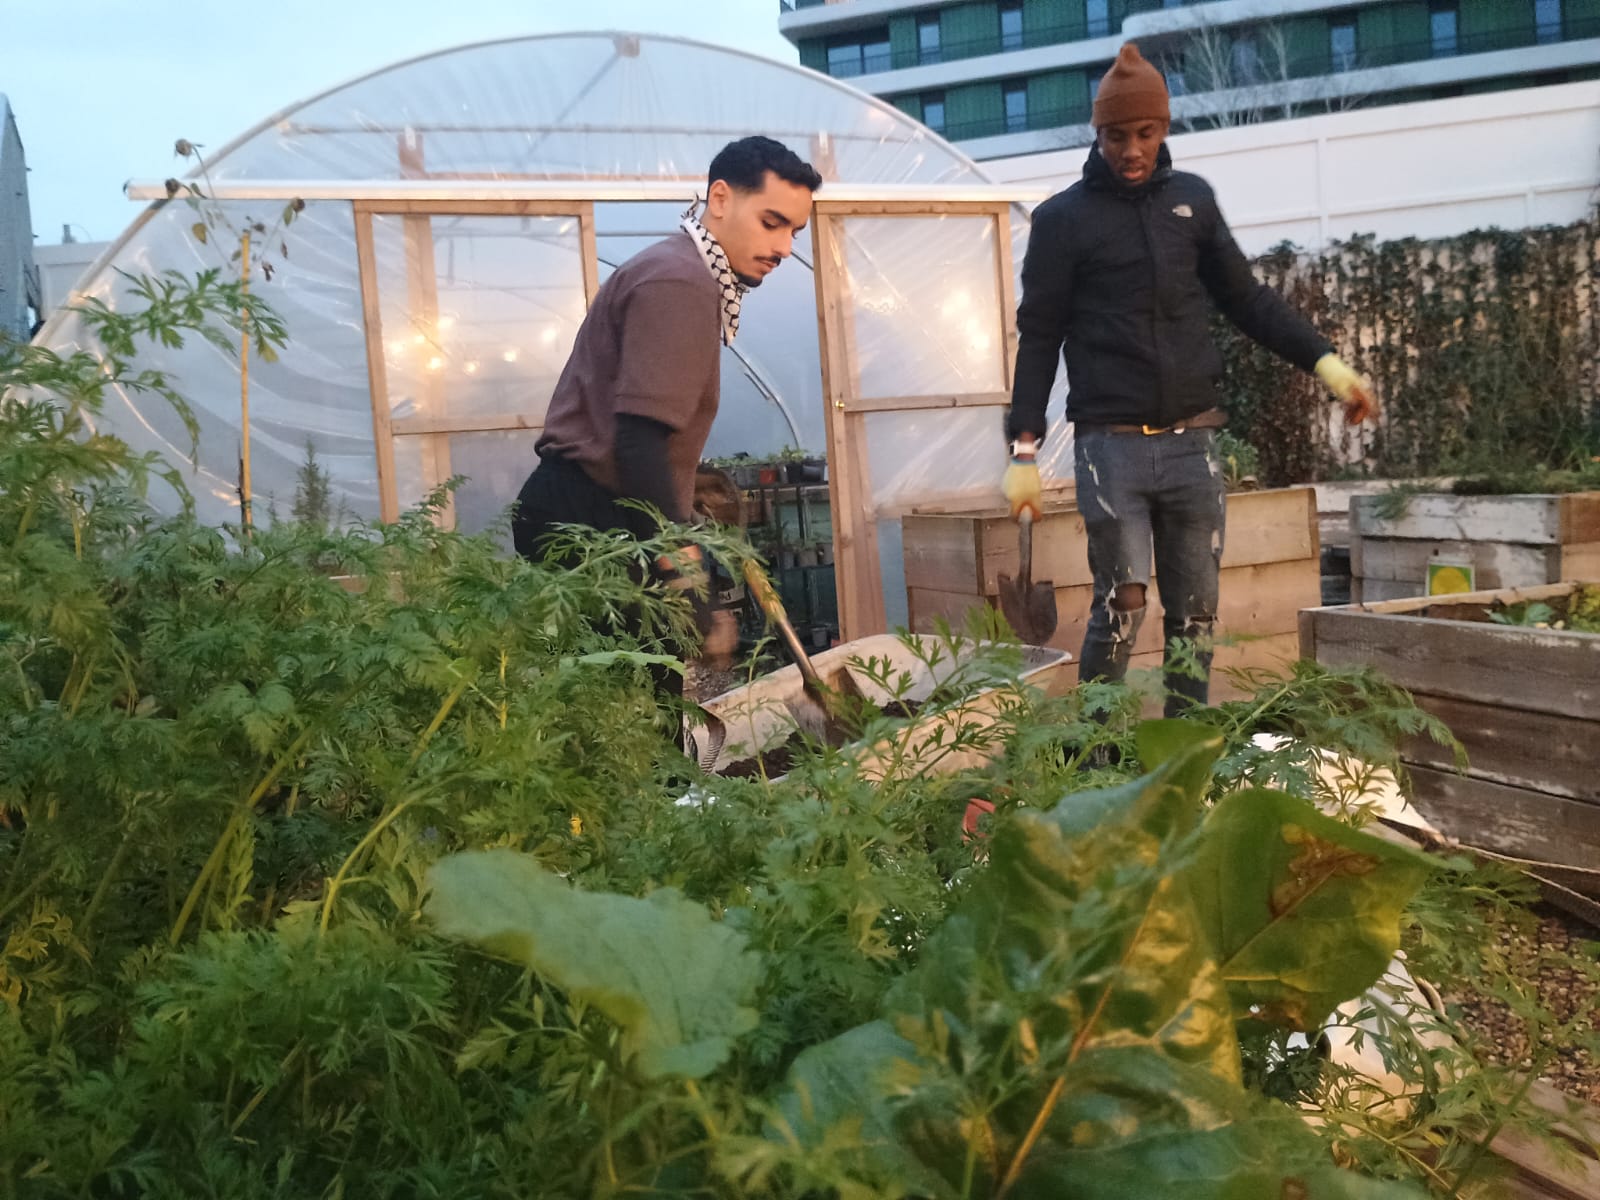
512;455;684;705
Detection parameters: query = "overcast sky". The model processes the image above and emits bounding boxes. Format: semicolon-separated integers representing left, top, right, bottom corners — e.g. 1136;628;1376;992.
2;0;797;245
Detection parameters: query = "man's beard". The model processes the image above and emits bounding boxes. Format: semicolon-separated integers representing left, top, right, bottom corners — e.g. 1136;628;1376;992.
735;271;764;289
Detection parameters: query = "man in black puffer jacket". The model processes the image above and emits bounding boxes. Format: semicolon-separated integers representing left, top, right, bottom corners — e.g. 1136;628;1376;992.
1002;42;1376;714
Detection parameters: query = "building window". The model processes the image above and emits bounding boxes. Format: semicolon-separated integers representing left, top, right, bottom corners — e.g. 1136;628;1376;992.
1087;0;1110;39
1330;20;1357;71
1231;28;1262;84
923;91;946;134
1429;2;1459;57
1536;0;1563;44
1004;80;1028;133
1166;68;1188;97
917;14;941;65
826;28;892;78
999;1;1024;52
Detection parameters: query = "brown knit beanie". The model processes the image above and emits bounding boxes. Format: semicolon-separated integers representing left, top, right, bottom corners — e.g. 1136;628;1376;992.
1092;42;1170;128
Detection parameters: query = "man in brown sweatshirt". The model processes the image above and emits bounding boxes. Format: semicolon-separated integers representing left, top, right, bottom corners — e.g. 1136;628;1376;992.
513;136;822;700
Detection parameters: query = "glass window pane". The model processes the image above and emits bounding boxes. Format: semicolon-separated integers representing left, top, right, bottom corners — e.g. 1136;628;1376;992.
1536;0;1562;43
1430;6;1458;56
864;38;892;74
841;215;1005;398
827;43;860;77
1004;85;1027;133
445;429;541;546
919;17;942;64
1000;3;1024;52
1331;23;1357;71
923;96;946;132
371;213;586;432
1087;0;1110;38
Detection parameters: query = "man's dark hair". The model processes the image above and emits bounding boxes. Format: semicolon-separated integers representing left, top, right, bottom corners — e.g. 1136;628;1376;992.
708;136;823;195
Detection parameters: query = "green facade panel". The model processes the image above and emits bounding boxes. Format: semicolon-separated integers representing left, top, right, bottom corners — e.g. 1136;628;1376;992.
1459;0;1530;47
1027;69;1089;126
797;37;828;74
890;94;923;121
1281;15;1328;79
1023;0;1079;44
943;2;1001;60
889;14;920;70
1357;2;1430;67
945;79;1003;139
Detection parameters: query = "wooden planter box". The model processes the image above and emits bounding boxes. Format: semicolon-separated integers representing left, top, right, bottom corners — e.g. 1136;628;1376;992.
1349;491;1600;603
1299;582;1600;900
900;487;1322;700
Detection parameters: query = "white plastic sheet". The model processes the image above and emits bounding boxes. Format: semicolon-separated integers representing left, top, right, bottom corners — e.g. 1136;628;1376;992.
36;32;1055;540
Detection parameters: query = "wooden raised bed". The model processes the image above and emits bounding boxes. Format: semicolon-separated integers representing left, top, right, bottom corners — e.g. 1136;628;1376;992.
1350;491;1600;603
901;487;1321;700
1299;582;1600;901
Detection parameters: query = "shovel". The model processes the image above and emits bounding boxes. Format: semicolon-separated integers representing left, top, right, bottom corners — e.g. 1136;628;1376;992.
742;559;861;747
997;509;1058;645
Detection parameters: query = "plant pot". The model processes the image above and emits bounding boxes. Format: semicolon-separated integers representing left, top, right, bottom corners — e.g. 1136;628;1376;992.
758;466;779;486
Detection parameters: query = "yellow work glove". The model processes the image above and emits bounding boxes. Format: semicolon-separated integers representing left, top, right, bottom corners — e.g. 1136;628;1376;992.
1002;440;1042;522
1315;353;1378;425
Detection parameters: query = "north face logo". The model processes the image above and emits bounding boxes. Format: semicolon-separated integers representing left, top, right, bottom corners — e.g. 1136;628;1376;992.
1172;204;1193;218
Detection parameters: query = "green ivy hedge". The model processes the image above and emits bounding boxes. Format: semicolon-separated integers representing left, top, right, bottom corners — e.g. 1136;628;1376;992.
1216;217;1600;486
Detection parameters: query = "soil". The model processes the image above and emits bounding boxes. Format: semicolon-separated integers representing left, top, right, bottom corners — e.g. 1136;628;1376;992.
1436;903;1600;1103
1408;585;1600;631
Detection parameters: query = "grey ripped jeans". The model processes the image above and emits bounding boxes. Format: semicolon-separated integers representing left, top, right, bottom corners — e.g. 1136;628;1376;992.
1072;425;1225;715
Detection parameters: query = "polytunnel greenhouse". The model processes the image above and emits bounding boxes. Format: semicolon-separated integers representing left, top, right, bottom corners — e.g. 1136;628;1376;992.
37;31;1069;636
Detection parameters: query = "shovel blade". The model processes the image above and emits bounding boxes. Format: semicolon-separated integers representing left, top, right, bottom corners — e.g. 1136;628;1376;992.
998;573;1059;645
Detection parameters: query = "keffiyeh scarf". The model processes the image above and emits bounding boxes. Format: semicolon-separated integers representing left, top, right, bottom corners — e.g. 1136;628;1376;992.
681;201;745;346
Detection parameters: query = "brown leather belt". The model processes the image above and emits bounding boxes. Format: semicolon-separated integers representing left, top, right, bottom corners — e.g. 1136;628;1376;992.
1080;408;1228;435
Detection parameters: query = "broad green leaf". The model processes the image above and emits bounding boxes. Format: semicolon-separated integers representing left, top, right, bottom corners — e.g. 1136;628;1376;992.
989;1047;1424;1200
768;1020;956;1199
1184;789;1436;1030
892;725;1238;1080
426;849;760;1079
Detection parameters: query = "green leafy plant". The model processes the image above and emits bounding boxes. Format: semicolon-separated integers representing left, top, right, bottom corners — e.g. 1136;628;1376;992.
1217;221;1600;485
2;270;1594;1199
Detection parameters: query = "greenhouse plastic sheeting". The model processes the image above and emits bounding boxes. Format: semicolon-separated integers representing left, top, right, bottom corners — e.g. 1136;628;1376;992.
36;31;1073;536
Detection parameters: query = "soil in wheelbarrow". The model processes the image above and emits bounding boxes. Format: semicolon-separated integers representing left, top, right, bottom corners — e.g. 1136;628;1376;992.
1435;902;1600;1102
710;697;930;780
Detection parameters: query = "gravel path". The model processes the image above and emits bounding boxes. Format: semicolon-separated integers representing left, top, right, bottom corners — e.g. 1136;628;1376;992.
1438;904;1600;1103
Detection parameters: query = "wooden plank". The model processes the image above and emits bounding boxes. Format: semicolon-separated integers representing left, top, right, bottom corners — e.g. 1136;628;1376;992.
839;391;1010;414
1557;541;1600;582
1406;765;1600;881
401;209;453;528
994;209;1018;396
901;487;1319;599
813;200;1013;217
577;202;600;306
354;198;594;217
1304;606;1600;720
911;557;1317;660
1353;537;1556;589
1352;577;1430;604
1559;492;1600;544
392;414;543;436
812;213;884;639
1351;493;1564;544
901;516;983;595
1344;581;1580;616
352;210;400;523
1403;692;1600;801
905;586;991;636
1123;632;1302;700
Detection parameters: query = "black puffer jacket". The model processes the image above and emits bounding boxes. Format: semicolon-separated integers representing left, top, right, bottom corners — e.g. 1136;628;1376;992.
1007;142;1331;438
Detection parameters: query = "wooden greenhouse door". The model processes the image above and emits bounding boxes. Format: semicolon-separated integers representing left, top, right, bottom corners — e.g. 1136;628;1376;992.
353;198;598;527
809;200;1019;640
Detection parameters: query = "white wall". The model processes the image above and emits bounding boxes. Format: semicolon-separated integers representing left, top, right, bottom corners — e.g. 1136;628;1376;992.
980;80;1600;254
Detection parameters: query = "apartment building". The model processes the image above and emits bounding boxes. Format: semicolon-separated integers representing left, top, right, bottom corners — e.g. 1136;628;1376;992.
778;1;1600;159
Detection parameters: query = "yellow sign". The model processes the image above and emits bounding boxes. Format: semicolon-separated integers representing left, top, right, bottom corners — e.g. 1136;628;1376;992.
1427;561;1475;595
